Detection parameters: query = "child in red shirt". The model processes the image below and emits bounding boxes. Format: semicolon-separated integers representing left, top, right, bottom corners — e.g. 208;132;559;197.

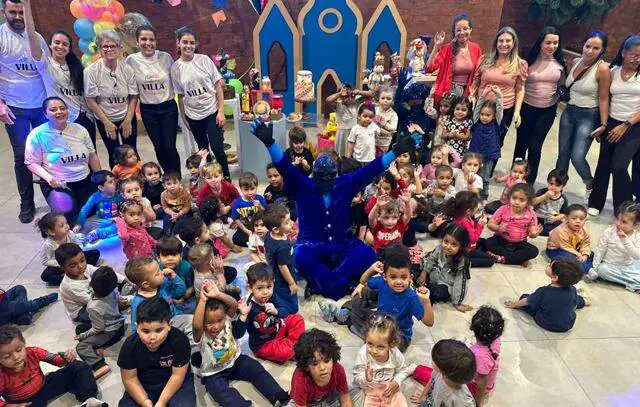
290;328;352;406
367;194;413;253
0;324;104;406
196;162;240;212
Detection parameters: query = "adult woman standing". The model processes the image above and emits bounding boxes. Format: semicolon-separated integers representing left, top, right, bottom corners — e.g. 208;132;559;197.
556;31;610;200
513;27;566;184
425;13;483;105
171;28;230;180
125;25;181;174
25;97;101;220
588;35;640;215
470;26;528;147
23;0;96;146
84;29;138;168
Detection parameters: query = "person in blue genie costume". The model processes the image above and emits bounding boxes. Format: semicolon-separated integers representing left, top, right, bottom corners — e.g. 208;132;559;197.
249;119;418;300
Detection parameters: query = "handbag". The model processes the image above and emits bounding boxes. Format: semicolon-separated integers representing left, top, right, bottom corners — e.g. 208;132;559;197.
558;59;598;102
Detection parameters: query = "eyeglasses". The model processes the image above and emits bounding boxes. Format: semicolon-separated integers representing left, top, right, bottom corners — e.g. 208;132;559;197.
101;44;117;50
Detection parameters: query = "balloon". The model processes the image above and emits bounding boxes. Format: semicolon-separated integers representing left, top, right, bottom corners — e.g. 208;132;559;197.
81;54;93;67
122;13;152;39
81;3;103;21
88;41;98;54
228;78;243;95
74;19;95;40
111;1;125;20
224;105;233;116
101;11;115;23
69;0;83;18
94;20;116;35
78;38;93;55
92;54;101;62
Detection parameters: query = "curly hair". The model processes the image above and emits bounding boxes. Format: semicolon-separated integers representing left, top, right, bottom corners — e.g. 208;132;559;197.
362;314;402;349
470;306;505;359
294;329;341;374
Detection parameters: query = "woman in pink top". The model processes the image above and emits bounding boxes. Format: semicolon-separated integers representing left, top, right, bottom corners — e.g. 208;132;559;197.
425;13;483;105
470;26;528;148
513;27;566;184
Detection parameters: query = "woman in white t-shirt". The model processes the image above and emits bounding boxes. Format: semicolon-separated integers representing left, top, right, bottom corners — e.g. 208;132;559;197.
84;29;138;168
125;25;181;174
589;35;640;215
23;0;96;146
25;97;102;220
171;28;230;180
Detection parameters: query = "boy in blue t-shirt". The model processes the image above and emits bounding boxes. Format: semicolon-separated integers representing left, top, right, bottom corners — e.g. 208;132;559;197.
263;204;298;314
505;259;589;332
230;172;267;247
318;243;434;351
73;170;123;243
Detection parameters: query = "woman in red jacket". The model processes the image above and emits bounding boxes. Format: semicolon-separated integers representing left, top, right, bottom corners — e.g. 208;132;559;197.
425;13;483;106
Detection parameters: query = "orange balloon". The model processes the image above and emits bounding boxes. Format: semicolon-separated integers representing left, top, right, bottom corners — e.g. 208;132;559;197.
112;1;125;19
101;11;114;23
92;54;100;61
69;0;83;18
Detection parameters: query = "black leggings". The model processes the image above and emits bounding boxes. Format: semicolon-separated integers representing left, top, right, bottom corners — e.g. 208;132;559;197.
140;99;181;174
187;111;230;180
484;235;538;265
513;103;558;184
588;118;640;212
39;175;96;223
96;118;138;168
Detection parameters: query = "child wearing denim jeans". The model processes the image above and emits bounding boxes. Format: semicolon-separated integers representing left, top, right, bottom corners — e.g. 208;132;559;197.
73;170;123;243
0;286;57;326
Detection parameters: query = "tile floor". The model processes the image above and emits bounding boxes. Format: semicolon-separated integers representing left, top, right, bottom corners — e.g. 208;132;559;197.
3;107;640;407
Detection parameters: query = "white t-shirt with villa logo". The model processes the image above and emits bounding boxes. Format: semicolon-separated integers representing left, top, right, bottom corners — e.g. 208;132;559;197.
84;59;138;121
171;53;223;120
125;51;174;105
24;122;95;183
0;23;48;109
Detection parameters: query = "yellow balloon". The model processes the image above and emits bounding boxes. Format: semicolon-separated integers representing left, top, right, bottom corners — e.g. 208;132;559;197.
93;20;116;35
81;54;93;67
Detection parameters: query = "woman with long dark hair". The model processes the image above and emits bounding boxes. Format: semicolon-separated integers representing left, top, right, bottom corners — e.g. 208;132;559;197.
425;13;483;105
513;27;566;184
588;35;640;215
23;0;95;145
171;27;230;180
125;25;181;174
555;31;611;201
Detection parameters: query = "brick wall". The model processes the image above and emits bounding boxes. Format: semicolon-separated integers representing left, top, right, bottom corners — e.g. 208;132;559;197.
30;0;636;76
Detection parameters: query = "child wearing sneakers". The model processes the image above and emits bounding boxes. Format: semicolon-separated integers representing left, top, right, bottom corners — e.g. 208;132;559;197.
192;280;291;407
233;264;305;364
0;324;105;407
74;266;125;379
505;259;590;332
263;204;298;314
0;285;57;326
73;170;123;243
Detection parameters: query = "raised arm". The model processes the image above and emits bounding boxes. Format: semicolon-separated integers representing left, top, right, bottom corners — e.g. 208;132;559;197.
23;0;43;61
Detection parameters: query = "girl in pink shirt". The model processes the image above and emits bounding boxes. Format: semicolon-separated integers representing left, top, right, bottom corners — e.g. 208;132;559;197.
485;183;542;266
468;306;505;406
115;199;157;259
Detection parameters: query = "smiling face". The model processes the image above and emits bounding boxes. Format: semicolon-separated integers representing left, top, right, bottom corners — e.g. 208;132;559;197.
99;39;119;62
2;1;24;32
453;103;469;121
442;233;461;256
496;32;515;56
137;29;156;58
44;99;69;127
541;34;560;57
308;350;334;387
292;140;305;154
204;307;227;337
453;19;472;45
566;209;587;233
137;320;171;352
582;37;604;63
366;329;391;363
383;266;411;293
177;33;196;59
50;33;71;62
0;338;27;372
248;279;274;305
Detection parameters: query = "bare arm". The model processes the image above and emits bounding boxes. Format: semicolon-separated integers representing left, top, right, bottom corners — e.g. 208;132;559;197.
346;141;355;158
23;0;43;61
88;152;102;172
487;217;500;232
177;94;190;131
121;369;152;407
596;63;611;128
157;365;189;405
474;374;490;406
278;265;296;287
326;91;341;103
339;392;353;407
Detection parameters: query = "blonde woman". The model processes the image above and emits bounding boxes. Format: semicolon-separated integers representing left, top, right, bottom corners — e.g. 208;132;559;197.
470;26;528;149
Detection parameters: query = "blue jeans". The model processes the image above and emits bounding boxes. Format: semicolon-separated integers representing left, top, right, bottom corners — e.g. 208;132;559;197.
546;248;593;273
119;372;195;406
478;160;495;200
4;106;46;209
556;105;599;184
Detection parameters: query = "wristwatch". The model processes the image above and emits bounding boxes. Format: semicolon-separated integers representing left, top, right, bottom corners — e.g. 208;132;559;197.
624;120;634;127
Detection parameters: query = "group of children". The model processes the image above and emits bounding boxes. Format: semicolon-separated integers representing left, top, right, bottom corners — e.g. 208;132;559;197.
2;83;640;407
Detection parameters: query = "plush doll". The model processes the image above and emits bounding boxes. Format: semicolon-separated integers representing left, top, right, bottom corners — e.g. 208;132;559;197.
249;119;417;300
407;38;426;78
366;52;387;92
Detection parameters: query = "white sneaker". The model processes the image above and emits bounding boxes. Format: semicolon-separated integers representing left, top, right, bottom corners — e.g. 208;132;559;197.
584;268;599;282
587;208;600;217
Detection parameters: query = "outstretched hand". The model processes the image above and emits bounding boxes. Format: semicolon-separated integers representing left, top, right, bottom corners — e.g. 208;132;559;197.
392;132;416;157
250;118;275;147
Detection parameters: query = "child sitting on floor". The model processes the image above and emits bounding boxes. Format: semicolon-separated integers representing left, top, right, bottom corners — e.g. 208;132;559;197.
233;263;305;364
485;158;528;214
264;163;296;220
157;236;196;314
161;170;192;234
142;162;164;212
0;285;57;326
585;201;640;292
547;204;593;273
119;177;158;233
191;280;291;407
0;324;105;406
485;183;542;267
505;259;590;332
117;297;195;406
38;212;100;286
468;306;505;407
199;196;241;255
421;144;461;183
533;169;569;236
452;152;483;195
411;339;476;407
367;194;413;253
247;212;268;265
74;266;125;379
73;170;123;243
319;244;434;352
351;315;412;407
196;162;240;211
186;149;208;204
285;127;315;176
188;243;236;300
111;144;143;181
230;172;267;247
419;224;473;313
116;199;157;260
290;328;353;407
424;165;456;227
